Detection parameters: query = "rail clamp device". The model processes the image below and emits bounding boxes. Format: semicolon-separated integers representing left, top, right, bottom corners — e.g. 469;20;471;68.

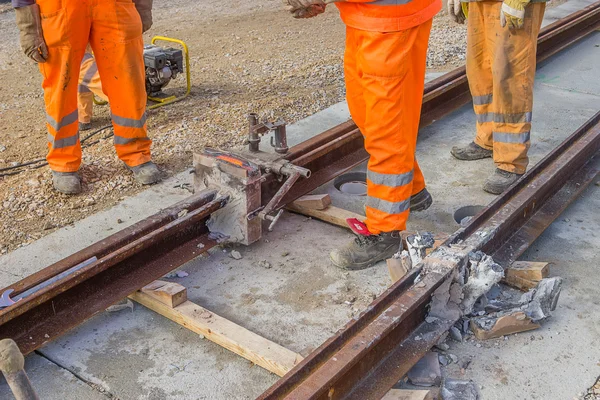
194;114;310;245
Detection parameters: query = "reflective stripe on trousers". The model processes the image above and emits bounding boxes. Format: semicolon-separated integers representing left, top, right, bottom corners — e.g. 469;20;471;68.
466;1;545;174
344;21;432;234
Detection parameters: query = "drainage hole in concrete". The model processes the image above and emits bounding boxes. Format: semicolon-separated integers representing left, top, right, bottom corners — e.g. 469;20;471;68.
334;172;367;196
454;205;486;227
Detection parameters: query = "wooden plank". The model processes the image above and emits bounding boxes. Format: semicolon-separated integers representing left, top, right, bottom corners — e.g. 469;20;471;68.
381;389;435;400
130;287;303;377
286;204;364;229
505;261;550;281
503;274;539;291
291;194;332;210
470;311;541;340
140;280;188;308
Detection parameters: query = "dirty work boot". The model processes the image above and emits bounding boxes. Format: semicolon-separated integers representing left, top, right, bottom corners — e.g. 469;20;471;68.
129;161;162;185
451;142;492;161
483;168;523;195
330;231;401;270
410;188;433;212
79;122;92;131
52;171;82;195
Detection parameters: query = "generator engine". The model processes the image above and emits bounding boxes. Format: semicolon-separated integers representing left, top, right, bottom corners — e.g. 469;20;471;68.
143;44;184;97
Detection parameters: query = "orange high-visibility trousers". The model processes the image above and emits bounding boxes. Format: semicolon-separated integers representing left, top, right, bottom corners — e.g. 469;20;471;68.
467;1;545;174
344;20;432;234
78;53;108;124
38;0;151;173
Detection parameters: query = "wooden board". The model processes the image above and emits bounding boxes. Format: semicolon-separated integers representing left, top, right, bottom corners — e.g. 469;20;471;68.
130;285;303;377
140;280;188;308
286;204;364;229
291;194;332;210
382;389;435;400
503;274;539;291
505;261;550;281
471;311;541;340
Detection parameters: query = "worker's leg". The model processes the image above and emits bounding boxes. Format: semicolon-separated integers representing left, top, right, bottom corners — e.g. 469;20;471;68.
345;26;428;202
491;2;545;174
331;22;432;270
470;2;495;151
89;0;151;168
78;55;97;125
452;1;495;161
38;0;91;173
361;21;432;235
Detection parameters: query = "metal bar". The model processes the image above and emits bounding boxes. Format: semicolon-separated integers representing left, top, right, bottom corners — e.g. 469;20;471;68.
5;192;217;298
0;191;226;355
258;112;600;399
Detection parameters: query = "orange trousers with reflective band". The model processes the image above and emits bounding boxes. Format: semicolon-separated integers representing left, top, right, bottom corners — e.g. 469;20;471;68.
467;1;545;174
78;53;107;124
38;0;151;173
344;20;432;234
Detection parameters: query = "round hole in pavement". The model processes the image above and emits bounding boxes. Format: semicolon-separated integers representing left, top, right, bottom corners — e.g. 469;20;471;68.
334;172;367;196
454;205;486;227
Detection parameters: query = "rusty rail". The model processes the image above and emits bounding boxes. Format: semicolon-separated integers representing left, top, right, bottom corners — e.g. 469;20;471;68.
0;191;227;355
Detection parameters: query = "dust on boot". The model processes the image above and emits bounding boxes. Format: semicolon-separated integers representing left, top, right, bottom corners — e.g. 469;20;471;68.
451;142;492;161
483;168;523;195
52;171;82;195
128;161;162;185
330;220;402;270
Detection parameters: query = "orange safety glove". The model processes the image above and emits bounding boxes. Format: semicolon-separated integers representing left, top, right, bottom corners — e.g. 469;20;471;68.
14;4;48;63
133;0;153;33
447;0;467;24
500;0;530;29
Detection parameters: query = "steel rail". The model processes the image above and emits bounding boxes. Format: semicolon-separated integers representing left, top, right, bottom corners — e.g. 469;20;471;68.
258;112;600;399
270;1;600;208
0;191;227;355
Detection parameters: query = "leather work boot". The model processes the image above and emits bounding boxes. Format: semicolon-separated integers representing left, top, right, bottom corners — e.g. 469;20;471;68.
451;142;493;161
79;122;92;131
129;161;162;185
52;171;82;195
410;188;433;212
330;231;401;270
483;168;523;195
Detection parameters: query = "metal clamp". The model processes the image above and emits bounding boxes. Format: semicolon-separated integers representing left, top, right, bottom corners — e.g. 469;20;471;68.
247;114;289;154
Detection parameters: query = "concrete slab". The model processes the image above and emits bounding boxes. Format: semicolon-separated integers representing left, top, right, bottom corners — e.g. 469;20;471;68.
0;353;107;400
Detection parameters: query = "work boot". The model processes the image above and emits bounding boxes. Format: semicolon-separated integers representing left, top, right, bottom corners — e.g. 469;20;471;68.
483;168;523;195
330;231;401;270
129;161;162;185
79;122;92;131
410;188;433;212
52;171;82;195
451;142;492;161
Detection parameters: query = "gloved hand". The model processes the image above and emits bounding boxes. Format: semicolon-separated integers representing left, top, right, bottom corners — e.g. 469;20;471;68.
15;4;48;63
283;0;341;19
292;4;326;18
447;0;466;24
134;0;153;33
500;0;530;29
